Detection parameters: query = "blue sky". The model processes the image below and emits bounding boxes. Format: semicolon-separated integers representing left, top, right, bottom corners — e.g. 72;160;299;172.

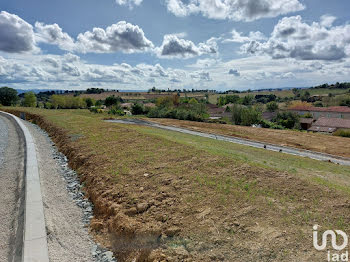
1;0;350;91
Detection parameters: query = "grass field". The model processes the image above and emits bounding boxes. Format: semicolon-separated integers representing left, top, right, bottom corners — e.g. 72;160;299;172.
3;107;350;262
208;88;350;104
149;118;350;158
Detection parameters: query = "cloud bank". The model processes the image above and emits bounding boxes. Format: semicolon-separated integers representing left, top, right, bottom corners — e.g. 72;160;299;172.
35;22;75;51
157;34;218;58
75;21;154;53
241;15;350;61
0;11;37;53
165;0;305;21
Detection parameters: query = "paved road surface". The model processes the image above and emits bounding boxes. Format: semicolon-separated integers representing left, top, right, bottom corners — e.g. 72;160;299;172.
106;119;350;166
0;115;25;262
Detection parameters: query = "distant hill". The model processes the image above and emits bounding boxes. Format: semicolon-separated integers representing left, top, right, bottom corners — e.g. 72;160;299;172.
15;89;62;94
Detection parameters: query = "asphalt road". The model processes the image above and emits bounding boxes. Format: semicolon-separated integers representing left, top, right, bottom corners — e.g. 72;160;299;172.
106;119;350;166
0;115;25;262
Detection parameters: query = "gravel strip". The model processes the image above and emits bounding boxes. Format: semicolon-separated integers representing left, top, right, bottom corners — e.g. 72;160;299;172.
24;121;116;262
0;117;8;167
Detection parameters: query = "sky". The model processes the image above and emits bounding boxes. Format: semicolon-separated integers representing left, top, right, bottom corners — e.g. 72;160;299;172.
1;0;350;91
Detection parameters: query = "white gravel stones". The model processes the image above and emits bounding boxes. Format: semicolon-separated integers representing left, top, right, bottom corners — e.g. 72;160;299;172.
25;122;116;262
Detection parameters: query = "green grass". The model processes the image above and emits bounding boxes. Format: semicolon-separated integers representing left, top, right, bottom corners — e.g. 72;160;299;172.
131;124;350;195
5;107;350;195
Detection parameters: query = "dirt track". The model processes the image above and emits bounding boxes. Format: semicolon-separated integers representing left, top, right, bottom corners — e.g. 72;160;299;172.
0;115;24;262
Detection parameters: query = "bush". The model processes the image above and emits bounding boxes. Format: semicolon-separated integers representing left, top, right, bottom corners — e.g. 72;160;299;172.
340;98;350;107
44;102;53;109
95;100;103;107
89;107;103;113
217;95;240;106
51;95;87;109
147;103;208;122
131;103;145;115
314;101;323;107
333;129;350;138
266;101;278;112
105;96;123;107
108;105;125;116
84;98;95;108
300;112;313;118
259;119;284;129
242;95;254;106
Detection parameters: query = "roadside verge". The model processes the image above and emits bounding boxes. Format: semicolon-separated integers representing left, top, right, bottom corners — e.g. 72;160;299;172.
0;111;49;262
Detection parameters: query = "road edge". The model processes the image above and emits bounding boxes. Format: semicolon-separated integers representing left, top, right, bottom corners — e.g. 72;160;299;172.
0;111;49;262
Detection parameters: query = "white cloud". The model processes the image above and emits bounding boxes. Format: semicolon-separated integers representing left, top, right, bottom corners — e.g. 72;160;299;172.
41;57;60;68
35;22;75;51
165;0;305;21
241;15;350;61
187;58;220;68
115;0;143;9
0;11;37;53
190;71;212;81
320;15;337;28
156;34;218;59
75;21;154;53
223;29;266;43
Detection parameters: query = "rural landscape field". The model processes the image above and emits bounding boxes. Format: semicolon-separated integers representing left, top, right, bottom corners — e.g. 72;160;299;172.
1;106;350;261
1;1;350;262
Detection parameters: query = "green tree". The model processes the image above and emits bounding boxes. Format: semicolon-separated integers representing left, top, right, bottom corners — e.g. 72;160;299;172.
0;87;19;106
273;112;300;129
23;92;37;107
232;104;261;126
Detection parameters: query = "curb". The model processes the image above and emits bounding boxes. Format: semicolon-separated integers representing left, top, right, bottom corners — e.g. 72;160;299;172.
0;112;49;262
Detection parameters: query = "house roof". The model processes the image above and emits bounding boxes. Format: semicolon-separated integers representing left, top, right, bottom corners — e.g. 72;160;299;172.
144;103;156;108
308;126;337;133
300;118;314;124
311;117;350;129
262;112;277;121
289;106;350;113
121;103;132;108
